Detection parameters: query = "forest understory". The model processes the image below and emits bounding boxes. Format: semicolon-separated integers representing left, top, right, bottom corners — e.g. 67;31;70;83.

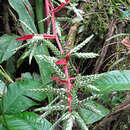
0;0;130;130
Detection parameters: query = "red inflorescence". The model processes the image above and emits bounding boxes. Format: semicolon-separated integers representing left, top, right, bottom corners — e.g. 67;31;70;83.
17;0;76;113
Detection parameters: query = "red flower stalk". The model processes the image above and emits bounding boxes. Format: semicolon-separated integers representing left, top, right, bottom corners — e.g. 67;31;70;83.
45;0;74;113
17;0;74;113
52;54;78;113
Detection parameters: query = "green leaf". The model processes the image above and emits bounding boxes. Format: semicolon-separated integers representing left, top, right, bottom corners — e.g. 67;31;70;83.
8;0;37;34
5;56;16;79
72;111;88;130
35;44;52;84
62;116;73;130
79;101;110;124
17;49;31;68
32;73;41;82
0;112;51;130
0;80;6;97
93;70;130;93
35;0;44;33
2;80;46;114
0;34;22;64
0;123;7;130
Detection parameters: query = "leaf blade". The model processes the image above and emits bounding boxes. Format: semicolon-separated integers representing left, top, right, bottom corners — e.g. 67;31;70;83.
93;70;130;93
2;80;46;114
0;112;51;130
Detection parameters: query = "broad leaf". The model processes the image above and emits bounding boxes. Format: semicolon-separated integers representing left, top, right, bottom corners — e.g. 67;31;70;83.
0;34;22;64
62;116;73;130
72;111;88;130
0;123;7;130
21;72;41;82
35;44;52;84
5;56;16;79
79;101;110;124
8;0;37;34
2;80;46;114
32;72;41;82
93;70;130;93
0;112;51;130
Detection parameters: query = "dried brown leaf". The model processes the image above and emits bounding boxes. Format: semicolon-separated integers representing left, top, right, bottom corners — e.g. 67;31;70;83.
121;37;130;50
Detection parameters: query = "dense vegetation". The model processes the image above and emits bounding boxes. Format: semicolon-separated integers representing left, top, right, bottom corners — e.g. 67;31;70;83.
0;0;130;130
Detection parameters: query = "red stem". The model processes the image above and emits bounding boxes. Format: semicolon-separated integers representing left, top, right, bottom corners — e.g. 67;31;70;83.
45;0;50;27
